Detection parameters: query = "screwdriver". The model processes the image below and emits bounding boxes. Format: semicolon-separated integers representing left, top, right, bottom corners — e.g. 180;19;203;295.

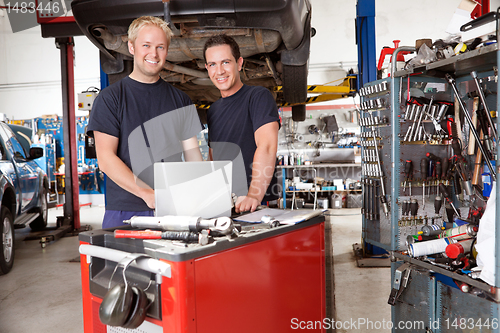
451;139;462;158
434;195;442;215
428;159;434;195
420;158;428;206
435;160;442;195
404;160;413;195
403;200;410;217
441;157;449;180
445;205;455;226
454;171;463;199
410;199;419;219
439;183;460;217
426;152;441;161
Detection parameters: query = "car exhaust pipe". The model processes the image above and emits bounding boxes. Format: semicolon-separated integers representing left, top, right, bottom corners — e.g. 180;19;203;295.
92;27;130;56
163;0;181;36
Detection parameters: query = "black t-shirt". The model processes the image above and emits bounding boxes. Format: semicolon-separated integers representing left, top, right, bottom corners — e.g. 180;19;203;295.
88;76;201;211
207;84;280;201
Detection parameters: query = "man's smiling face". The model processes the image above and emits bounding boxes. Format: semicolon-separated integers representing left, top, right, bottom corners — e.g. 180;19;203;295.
128;24;168;83
205;44;243;98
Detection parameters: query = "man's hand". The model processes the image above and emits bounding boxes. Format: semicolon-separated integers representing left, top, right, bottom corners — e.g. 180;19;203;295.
235;195;260;213
94;131;156;208
141;188;156;209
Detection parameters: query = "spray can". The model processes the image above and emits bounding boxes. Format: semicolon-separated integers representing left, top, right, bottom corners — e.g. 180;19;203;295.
408;237;456;257
439;224;478;241
445;238;474;259
406;234;439;248
419;224;443;237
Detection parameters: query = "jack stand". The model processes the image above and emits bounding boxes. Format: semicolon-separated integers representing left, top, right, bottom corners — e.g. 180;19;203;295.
352;242;391;267
25;215;92;249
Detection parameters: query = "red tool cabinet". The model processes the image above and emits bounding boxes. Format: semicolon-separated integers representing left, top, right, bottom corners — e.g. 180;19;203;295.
79;216;326;333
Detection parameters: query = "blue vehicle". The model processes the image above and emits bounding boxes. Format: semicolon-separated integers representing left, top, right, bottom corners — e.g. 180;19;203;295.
0;123;49;275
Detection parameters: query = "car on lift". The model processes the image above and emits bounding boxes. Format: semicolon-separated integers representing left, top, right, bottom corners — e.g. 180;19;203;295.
0;123;49;275
71;0;312;120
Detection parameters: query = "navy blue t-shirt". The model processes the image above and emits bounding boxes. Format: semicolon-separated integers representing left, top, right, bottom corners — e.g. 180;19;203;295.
88;76;201;211
207;84;280;201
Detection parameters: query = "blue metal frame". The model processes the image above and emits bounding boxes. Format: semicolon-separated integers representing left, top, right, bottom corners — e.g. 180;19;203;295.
390;75;401;251
356;0;377;91
494;47;500;333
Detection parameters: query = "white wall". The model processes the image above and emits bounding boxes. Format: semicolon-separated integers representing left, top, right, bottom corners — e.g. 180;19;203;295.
308;0;500;86
0;8;100;120
0;0;499;118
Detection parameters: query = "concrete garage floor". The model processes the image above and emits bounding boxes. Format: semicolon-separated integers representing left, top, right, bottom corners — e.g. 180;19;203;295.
0;206;391;333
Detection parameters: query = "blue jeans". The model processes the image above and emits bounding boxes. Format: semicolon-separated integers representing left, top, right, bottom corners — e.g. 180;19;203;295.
102;210;154;229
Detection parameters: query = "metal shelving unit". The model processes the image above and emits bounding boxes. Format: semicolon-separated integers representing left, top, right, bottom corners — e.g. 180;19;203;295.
278;163;362;208
361;43;500;331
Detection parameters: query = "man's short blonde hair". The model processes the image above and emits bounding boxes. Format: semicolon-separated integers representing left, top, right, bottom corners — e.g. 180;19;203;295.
128;16;173;46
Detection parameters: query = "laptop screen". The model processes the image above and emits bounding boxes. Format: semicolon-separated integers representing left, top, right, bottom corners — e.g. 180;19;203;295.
154;161;233;218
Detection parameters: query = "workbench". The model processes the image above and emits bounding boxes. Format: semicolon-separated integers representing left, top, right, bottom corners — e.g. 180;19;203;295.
79;214;327;333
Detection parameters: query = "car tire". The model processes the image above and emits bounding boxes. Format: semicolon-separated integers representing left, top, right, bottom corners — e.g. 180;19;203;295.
292;104;306;122
30;188;48;231
0;205;14;275
282;63;308;105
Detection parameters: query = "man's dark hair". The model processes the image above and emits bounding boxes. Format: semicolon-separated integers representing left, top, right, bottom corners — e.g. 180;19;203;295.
203;34;241;63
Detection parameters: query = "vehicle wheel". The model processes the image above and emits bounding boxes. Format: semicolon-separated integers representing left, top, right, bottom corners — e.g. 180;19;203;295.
30;188;48;231
282;63;308;104
0;205;14;275
292;104;306;122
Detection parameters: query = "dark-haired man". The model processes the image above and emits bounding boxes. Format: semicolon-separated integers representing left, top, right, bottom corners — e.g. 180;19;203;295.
204;34;280;213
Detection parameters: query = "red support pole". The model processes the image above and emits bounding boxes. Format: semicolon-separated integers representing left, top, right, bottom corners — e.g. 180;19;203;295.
66;39;81;230
58;37;80;229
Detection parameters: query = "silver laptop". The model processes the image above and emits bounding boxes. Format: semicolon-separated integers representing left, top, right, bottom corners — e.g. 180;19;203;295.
154;161;233;218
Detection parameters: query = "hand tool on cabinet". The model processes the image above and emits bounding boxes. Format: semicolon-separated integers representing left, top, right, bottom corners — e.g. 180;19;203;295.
454;161;472;197
445;74;496;181
426;109;447;141
426;153;443;195
407;105;421;141
434;160;442;195
114;229;211;245
428;159;434;195
467;101;479;156
403;124;413;142
375;179;381;220
413;103;428;142
420;158;428;206
124;215;235;236
470;71;498;142
403;160;413;195
441;157;449;180
472;130;484;186
436;104;449;122
434;195;443;215
368;179;375;220
475;106;494;160
372;132;389;216
388;263;412;306
453;169;464;200
439;183;460;217
410;199;419;219
402;200;410;218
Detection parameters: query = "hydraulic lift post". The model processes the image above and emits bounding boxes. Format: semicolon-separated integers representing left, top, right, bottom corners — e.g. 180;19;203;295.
57;36;80;230
355;0;377;91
